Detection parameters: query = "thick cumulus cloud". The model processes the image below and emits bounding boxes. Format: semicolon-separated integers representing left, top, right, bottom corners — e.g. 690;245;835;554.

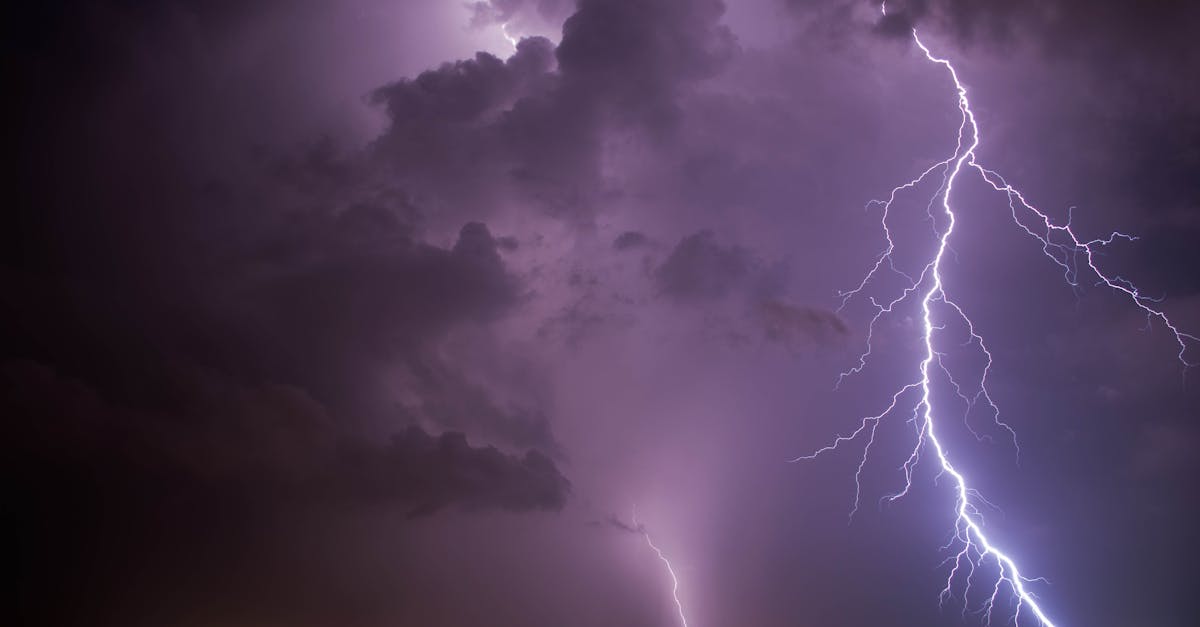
368;0;736;226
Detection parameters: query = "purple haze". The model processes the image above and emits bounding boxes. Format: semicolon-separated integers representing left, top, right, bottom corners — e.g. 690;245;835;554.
8;1;1198;626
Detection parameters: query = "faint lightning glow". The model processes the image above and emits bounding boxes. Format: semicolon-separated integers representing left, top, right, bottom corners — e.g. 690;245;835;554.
794;2;1198;626
500;22;520;49
633;509;690;627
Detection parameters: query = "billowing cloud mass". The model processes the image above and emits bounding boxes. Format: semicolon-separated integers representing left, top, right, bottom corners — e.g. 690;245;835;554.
7;0;1197;626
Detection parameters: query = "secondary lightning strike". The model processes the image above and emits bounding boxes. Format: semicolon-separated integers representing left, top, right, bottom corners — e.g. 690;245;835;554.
797;3;1198;626
633;510;690;627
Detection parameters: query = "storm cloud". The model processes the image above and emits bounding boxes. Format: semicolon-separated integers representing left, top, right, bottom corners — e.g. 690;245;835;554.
7;0;1197;626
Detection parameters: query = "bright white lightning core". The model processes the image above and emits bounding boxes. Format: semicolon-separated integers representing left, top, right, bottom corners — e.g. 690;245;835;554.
796;3;1198;626
633;510;690;627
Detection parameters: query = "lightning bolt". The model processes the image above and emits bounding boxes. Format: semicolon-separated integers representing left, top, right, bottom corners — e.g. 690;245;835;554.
501;22;520;49
795;3;1198;625
633;509;691;627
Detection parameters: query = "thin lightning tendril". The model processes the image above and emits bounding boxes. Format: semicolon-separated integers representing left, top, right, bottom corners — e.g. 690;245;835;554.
795;3;1198;626
633;509;690;627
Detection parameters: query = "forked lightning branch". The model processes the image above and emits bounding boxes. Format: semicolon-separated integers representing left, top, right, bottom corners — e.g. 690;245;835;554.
795;3;1198;626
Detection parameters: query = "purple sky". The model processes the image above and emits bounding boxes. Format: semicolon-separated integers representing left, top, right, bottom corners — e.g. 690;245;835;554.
8;1;1199;626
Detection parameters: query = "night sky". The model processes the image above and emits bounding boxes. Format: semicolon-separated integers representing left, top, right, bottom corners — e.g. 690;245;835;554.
7;1;1199;626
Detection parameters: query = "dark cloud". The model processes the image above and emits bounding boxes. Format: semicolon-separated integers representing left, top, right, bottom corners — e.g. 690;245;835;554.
369;35;595;223
536;295;630;347
557;0;736;117
369;0;738;225
378;426;570;517
248;218;518;360
656;229;783;302
5;361;568;516
371;42;556;129
613;230;650;250
758;299;849;345
5;55;568;615
497;234;522;251
403;355;565;457
8;0;750;571
2;189;545;473
6;356;569;625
